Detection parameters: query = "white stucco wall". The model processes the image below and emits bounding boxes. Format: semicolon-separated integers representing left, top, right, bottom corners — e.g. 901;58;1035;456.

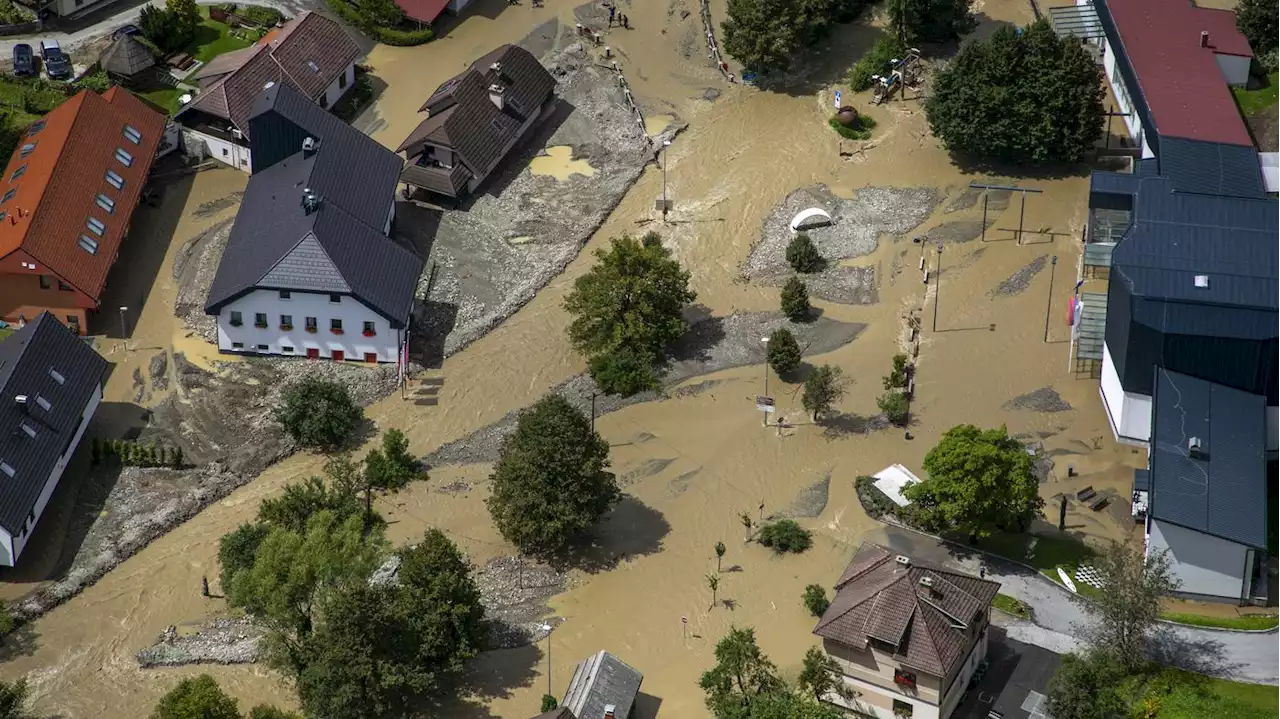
318;64;357;111
1147;519;1249;601
1215;53;1251;87
939;629;988;719
183;128;252;172
1100;342;1153;444
1099;42;1155;159
9;381;101;565
214;289;404;363
0;529;11;568
826;674;941;719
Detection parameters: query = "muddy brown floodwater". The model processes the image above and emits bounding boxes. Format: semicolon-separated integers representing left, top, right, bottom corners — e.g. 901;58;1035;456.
0;0;1152;716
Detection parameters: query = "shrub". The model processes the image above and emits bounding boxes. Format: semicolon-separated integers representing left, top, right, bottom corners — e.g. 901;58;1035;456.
878;390;909;426
274;378;364;449
376;25;434;45
786;233;824;273
882;353;910;389
766;328;802;375
152;674;241;719
365;428;425;490
802;584;829;616
802;364;848;421
239;4;284;26
855;475;898;519
757;519;812;553
74;70;112;93
848;37;905;91
828;113;877;140
780;276;811;321
541;695;559;713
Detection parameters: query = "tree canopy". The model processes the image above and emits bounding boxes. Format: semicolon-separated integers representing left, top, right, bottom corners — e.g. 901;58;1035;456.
721;0;839;73
486;395;619;555
0;679;29;719
903;424;1043;539
1079;541;1178;672
565;233;696;395
780;277;811;321
152;675;242;719
766;328;802;375
1046;650;1128;719
802;365;848;421
888;0;972;44
274;378;365;449
364;429;425;490
699;626;787;718
924;20;1104;166
1236;0;1277;66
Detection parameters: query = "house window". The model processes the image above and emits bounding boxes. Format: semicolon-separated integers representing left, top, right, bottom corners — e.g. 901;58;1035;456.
509;97;523;113
78;235;99;254
123;125;142;144
330;319;343;334
87;217;106;236
2;189;14;203
328;293;341;303
105;169;125;190
57;280;72;291
254;312;267;328
256;344;269;351
230;311;243;327
0;461;12;478
892;699;913;717
305;316;318;332
20;422;35;438
38;275;51;289
67;316;79;331
893;669;917;690
279;290;291;300
19;143;35;158
362;321;375;336
115;147;134;167
281;345;294;353
339;71;349;89
34;395;50;411
95;193;115;213
280;314;293;329
222;147;229;157
232;342;244;349
319;94;329;109
49;367;64;385
27;120;44;136
10;164;26;181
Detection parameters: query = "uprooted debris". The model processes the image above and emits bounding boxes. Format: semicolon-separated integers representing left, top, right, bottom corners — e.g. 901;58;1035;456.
137;619;264;667
172;219;232;344
991;255;1049;297
1005;387;1073;413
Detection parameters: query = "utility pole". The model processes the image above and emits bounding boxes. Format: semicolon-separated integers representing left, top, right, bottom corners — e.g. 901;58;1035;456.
760;335;770;426
587;390;598;433
931;244;943;332
1044;256;1057;342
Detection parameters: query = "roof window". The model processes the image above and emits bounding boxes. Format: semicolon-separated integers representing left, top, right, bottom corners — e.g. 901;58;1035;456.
49;367;64;385
9;164;26;182
2;189;14;204
105;169;124;190
114;148;134;167
34;395;50;412
19;142;35;158
20;422;35;439
27;120;44;136
78;235;99;254
306;60;319;72
0;461;12;478
490;119;504;132
87;217;106;236
95;194;115;213
123;125;142;145
1194;274;1209;288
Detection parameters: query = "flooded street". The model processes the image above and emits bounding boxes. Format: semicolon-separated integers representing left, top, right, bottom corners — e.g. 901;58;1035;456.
0;0;1152;715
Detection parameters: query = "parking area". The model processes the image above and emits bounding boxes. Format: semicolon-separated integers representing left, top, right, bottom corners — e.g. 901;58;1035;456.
953;628;1063;719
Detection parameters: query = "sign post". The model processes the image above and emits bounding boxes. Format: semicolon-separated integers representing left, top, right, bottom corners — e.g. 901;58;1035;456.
834;89;842;108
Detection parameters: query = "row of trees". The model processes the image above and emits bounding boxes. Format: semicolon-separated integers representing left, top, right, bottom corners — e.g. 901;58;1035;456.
721;0;869;74
700;626;852;718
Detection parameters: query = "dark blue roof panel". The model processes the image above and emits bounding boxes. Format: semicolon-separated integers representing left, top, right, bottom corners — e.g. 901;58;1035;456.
1159;137;1266;198
1150;369;1267;548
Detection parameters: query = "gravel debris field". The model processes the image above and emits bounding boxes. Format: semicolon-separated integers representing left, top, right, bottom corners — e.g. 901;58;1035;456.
137;619;263;668
773;473;831;519
1005;387;1073;413
991;254;1048;297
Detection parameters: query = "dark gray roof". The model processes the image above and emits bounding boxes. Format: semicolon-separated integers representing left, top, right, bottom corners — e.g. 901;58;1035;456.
204;149;424;326
985;636;1063;719
397;45;555;181
0;313;107;537
1149;369;1267;548
562;651;643;719
99;36;155;76
529;709;575;719
1159;137;1266;198
401;160;472;196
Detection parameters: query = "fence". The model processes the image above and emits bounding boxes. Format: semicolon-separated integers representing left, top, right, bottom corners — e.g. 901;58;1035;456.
606;60;653;147
698;0;734;82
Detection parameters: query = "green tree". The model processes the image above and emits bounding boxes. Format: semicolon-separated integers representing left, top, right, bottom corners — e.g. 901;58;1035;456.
152;674;241;719
780;277;811;322
1236;0;1277;64
355;0;406;26
165;0;201;45
796;646;843;701
364;428;424;490
486;395;619;555
273;378;364;450
887;0;971;44
541;695;559;713
756;519;812;553
258;472;362;533
1080;542;1179;672
1046;650;1128;719
218;522;271;598
924;20;1104;166
743;692;844;719
785;234;824;273
876;390;909;426
565;233;696;396
721;0;837;73
699;627;787;718
138;5;178;52
801;584;829;616
904;424;1043;540
882;353;910;390
707;573;721;608
801;365;847;421
714;540;727;572
766;328;802;375
247;706;302;719
0;678;28;719
739;512;753;542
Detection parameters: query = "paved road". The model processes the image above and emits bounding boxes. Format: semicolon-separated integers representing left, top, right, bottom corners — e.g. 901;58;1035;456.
865;525;1280;686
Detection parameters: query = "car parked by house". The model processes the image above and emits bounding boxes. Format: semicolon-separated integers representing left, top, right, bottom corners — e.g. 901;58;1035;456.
39;40;71;80
12;44;34;77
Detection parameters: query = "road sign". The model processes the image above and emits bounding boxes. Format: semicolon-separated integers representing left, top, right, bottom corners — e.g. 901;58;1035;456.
756;396;776;413
654;199;673;212
681;616;687;624
833;89;842;108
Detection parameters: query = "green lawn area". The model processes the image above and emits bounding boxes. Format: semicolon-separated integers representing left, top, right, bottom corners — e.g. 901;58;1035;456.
979;532;1096;589
991;593;1031;619
1159;612;1279;631
1233;72;1279;116
138;87;187;116
188;8;256;64
0;326;13;342
1130;668;1278;719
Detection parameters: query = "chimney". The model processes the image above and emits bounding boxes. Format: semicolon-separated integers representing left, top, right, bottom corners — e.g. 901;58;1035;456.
919;575;934;588
603;704;617;719
302;136;318;155
895;555;911;566
1200;31;1209;48
302;188;322;214
490;61;503;76
488;83;505;111
1188;437;1204;457
14;395;26;406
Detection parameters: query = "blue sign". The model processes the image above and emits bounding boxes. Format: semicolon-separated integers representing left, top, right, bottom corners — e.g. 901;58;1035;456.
834;90;842;108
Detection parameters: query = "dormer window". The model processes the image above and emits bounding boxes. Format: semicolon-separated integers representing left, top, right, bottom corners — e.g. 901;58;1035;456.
105;169;125;190
78;235;99;254
19;143;35;158
115;148;134;167
95;194;115;213
87;217;106;236
123;125;142;144
10;164;26;182
27;120;44;136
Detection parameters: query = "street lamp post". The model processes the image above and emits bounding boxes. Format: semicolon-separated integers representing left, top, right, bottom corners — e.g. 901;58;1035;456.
118;306;128;341
540;623;554;700
931;243;944;332
760;335;770;426
1044;256;1058;343
661;139;672;223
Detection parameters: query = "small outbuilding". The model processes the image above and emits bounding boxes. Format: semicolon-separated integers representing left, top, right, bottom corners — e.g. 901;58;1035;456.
562;650;643;719
98;35;156;82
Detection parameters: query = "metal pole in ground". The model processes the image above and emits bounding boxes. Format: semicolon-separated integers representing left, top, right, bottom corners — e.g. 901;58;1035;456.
1017;191;1027;244
932;244;943;332
118;306;128;342
1044;256;1058;342
761;336;770;426
981;193;988;242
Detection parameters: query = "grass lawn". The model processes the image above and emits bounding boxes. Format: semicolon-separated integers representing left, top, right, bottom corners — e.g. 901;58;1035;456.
1131;668;1278;719
189;9;255;65
138;87;187;116
991;593;1031;619
0;326;12;341
1232;72;1279;116
979;532;1096;589
1159;612;1279;631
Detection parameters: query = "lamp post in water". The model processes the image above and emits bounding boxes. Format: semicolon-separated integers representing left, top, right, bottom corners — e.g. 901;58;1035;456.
541;623;554;700
661;139;672;222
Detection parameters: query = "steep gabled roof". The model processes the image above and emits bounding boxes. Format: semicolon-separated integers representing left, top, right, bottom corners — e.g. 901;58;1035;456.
814;544;1000;677
562;651;643;719
0;313;108;537
99;36;156;77
0;88;165;303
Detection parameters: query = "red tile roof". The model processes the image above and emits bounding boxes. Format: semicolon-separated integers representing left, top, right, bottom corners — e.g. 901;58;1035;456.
1105;0;1254;146
0;88;165;304
394;0;450;24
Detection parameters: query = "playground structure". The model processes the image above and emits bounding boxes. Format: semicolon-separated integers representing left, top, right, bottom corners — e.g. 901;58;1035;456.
871;48;922;105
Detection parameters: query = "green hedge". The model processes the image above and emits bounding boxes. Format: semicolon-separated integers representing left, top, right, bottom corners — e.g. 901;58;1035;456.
325;0;433;46
848;37;905;91
829;114;876;140
855;475;900;519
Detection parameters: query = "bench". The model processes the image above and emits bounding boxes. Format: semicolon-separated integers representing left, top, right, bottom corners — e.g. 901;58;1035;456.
1089;496;1109;512
169;53;194;70
1076;486;1096;502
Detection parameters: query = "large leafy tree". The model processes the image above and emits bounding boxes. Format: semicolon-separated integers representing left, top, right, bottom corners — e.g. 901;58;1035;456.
925;20;1104;166
565;233;695;395
801;365;848;421
1046;650;1129;719
165;0;201;45
273;378;364;450
721;0;839;73
887;0;972;44
486;395;619;554
903;424;1043;540
1078;541;1178;672
152;675;241;719
699;626;787;718
364;429;425;491
0;679;29;719
1236;0;1277;63
744;693;844;719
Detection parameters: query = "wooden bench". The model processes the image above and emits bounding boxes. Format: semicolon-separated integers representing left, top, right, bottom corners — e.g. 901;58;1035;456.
1089;496;1109;512
1076;486;1096;502
169;53;194;70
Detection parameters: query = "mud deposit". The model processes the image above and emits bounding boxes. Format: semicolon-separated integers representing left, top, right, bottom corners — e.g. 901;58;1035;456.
137;619;263;668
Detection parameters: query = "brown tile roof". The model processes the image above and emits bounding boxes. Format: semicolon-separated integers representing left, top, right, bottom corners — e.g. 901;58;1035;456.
814;543;1001;677
181;11;360;137
400;159;471;195
0;87;165;304
397;44;555;183
192;45;257;83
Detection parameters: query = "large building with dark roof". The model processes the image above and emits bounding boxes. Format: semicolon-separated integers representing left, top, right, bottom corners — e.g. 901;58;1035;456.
1067;0;1277;604
204;82;423;365
0;313;107;566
